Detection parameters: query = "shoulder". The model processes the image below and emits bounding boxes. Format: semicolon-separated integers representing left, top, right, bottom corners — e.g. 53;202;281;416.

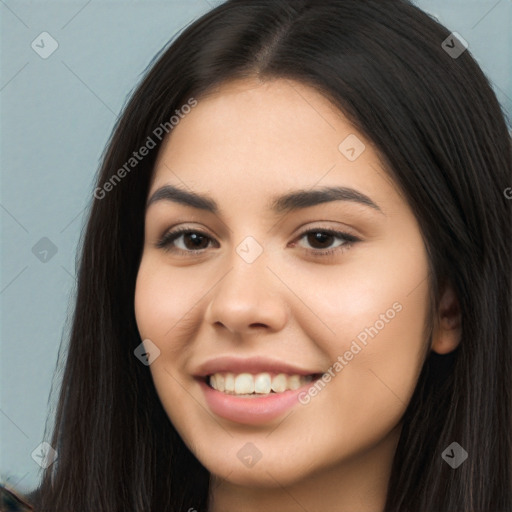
0;484;35;511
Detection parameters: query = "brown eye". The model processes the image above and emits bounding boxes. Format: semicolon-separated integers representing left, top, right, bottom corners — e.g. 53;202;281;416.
179;232;210;250
305;231;338;249
155;227;360;258
156;229;216;253
296;229;359;255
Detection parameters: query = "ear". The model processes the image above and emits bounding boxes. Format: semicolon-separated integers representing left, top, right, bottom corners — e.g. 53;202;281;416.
430;283;462;355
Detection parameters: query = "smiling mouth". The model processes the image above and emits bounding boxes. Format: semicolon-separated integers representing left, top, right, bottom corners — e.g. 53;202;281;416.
203;372;323;397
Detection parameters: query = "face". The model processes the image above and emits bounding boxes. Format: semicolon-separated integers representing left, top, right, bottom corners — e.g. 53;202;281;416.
134;77;431;488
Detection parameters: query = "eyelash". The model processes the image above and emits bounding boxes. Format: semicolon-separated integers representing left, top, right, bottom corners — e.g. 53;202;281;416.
155;226;360;258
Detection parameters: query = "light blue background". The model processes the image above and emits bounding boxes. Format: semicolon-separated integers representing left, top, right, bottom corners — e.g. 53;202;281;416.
1;0;511;494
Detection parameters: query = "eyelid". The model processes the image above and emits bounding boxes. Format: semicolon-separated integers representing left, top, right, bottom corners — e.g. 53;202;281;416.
293;221;361;240
291;226;360;257
155;223;362;256
155;226;216;252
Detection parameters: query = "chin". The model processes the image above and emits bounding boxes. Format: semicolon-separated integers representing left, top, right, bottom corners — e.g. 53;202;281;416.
199;444;324;488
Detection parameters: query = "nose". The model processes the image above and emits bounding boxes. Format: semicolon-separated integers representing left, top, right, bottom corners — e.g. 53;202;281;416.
203;249;289;335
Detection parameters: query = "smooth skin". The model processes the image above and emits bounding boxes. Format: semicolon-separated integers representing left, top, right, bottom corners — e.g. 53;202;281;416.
134;77;461;512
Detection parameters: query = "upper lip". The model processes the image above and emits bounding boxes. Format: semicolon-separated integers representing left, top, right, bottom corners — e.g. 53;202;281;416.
193;355;321;378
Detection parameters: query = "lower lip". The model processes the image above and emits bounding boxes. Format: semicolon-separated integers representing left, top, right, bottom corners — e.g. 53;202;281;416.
198;377;318;425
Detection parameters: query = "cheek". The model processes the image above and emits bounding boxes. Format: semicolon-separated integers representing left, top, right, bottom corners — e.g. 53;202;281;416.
134;258;206;343
292;234;430;413
134;259;199;436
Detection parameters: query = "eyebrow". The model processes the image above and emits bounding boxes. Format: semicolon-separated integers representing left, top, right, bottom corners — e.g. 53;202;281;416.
146;184;383;215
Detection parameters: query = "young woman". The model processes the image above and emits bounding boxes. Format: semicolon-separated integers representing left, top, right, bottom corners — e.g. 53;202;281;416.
11;0;512;510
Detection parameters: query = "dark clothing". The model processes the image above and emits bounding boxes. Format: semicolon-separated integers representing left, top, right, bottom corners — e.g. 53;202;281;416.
0;485;35;511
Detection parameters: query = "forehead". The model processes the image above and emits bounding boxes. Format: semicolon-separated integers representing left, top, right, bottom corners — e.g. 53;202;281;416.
149;77;396;212
154;77;348;163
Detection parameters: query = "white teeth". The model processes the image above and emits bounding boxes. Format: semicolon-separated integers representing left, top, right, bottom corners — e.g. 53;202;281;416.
254;373;272;394
208;372;314;395
224;373;235;393
271;373;287;393
235;373;254;394
215;373;225;392
288;375;301;390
